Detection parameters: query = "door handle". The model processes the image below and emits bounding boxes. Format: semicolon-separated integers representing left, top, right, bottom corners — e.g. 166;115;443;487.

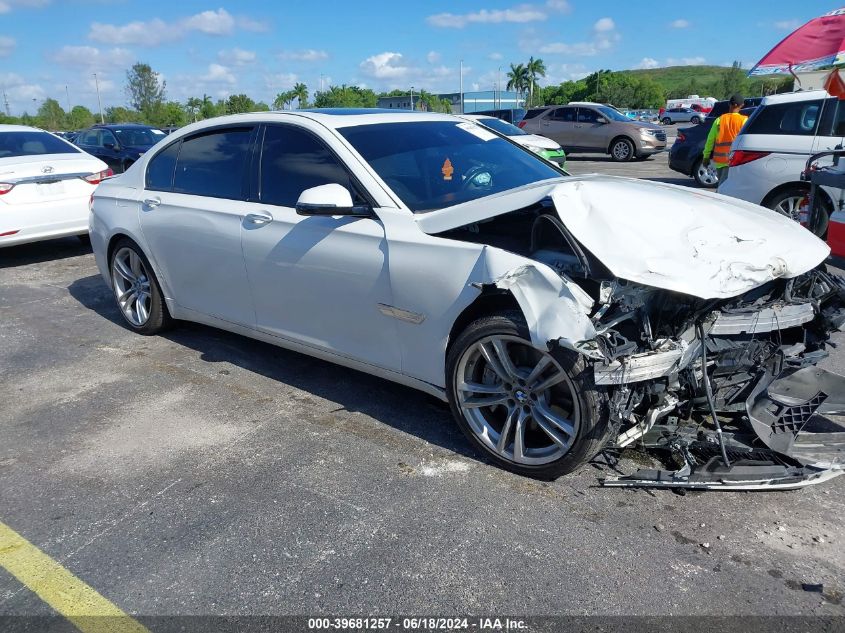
245;212;273;225
143;197;161;208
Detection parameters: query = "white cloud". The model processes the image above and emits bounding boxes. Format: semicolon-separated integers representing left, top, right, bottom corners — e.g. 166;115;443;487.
357;51;458;91
774;19;801;30
0;35;14;57
670;18;690;28
636;57;659;69
537;17;620;56
201;63;236;84
89;8;261;45
665;56;707;66
593;17;615;32
182;8;235;35
427;0;569;29
360;52;410;80
427;50;441;64
488;52;504;61
0;0;49;13
278;49;329;62
50;45;133;70
218;47;256;66
0;72;46;113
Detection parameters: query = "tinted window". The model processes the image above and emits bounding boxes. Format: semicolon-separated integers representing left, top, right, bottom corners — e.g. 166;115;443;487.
522;108;547;120
340;121;562;213
477;117;526;136
746;100;823;136
101;130;118;146
146;141;181;191
77;130;101;146
259;125;356;208
173;127;253;199
577;108;599;123
0;131;81;158
551;107;576;122
113;127;166;147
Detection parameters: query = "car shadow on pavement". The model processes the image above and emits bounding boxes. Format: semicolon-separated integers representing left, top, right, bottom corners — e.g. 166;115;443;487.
0;236;91;268
67;274;480;463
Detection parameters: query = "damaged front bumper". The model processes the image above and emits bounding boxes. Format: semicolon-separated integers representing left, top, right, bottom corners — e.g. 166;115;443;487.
595;268;845;490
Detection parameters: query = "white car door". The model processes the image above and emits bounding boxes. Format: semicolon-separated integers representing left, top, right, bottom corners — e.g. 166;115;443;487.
139;125;256;326
239;123;402;371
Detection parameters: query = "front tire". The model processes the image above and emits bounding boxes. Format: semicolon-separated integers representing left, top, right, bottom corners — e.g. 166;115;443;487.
109;238;171;334
661;117;671;125
446;311;610;479
691;116;701;124
610;138;635;162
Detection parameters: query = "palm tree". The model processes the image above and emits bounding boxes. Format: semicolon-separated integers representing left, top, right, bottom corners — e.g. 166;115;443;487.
526;56;547;106
291;82;309;109
506;63;529;106
185;97;202;122
273;91;294;110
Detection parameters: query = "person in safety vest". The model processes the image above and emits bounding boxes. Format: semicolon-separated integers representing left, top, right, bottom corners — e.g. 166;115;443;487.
702;94;748;181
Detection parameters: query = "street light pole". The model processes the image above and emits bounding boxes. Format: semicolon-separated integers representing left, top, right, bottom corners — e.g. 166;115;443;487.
410;86;414;111
459;59;464;114
65;85;71;115
497;66;502;108
93;73;104;123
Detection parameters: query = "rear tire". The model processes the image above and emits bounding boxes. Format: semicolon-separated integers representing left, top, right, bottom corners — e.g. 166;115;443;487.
109;238;171;335
692;158;719;188
446;311;610;479
691;116;701;124
661;117;671;125
767;187;830;237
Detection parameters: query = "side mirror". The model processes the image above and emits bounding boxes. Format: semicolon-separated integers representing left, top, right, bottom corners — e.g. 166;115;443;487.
295;183;371;217
104;142;118;150
596;117;608;125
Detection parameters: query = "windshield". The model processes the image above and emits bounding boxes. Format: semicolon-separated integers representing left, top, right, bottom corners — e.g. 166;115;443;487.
112;127;165;147
477;117;527;136
339;121;563;213
0;131;80;158
596;106;632;122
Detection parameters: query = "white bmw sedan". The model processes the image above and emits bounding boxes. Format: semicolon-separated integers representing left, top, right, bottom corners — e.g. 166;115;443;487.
90;110;845;484
1;125;111;247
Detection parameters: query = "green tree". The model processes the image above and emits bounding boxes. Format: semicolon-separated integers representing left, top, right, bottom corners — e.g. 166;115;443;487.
105;106;141;123
66;105;95;129
225;93;256;114
253;101;270;112
147;101;187;127
292;82;308;109
37;98;65;130
506;63;529;104
185;97;202;122
125;62;166;120
720;61;746;99
312;85;377;108
526;56;547;107
199;94;218;119
273;90;293;110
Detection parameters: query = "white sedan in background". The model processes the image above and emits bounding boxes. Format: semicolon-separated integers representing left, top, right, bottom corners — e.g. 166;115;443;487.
459;114;567;166
0;125;111;247
88;110;845;487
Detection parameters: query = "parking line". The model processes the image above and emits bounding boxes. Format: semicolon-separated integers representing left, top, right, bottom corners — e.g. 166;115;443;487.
0;520;149;633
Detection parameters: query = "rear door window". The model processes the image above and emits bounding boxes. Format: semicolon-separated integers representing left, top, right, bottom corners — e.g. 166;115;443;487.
172;127;253;200
77;130;101;146
551;107;576;122
745;100;823;136
576;108;599;123
146;141;181;191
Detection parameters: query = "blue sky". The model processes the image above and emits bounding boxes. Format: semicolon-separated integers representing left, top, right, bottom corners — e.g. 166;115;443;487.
0;0;833;114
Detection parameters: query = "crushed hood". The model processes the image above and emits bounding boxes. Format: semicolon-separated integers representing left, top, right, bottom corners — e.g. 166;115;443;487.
416;175;830;300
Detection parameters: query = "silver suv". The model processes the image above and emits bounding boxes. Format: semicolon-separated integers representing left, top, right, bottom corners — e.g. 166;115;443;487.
520;102;667;161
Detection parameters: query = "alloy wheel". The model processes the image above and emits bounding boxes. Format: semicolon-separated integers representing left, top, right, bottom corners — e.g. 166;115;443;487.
695;162;719;187
773;195;804;221
455;335;580;465
111;246;152;327
612;140;632;161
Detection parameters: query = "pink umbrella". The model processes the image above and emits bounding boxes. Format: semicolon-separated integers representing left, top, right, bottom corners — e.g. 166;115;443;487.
749;7;845;76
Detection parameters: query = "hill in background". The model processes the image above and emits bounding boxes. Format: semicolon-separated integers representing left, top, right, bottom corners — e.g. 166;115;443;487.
619;65;791;99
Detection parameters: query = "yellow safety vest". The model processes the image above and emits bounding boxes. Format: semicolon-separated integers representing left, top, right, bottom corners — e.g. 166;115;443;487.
712;112;748;165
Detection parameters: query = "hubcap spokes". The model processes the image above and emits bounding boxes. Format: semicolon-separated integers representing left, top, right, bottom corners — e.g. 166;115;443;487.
111;247;152;326
456;335;580;465
775;196;802;221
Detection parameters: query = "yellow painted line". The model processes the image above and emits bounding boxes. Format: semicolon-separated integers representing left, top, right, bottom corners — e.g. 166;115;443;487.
0;520;150;633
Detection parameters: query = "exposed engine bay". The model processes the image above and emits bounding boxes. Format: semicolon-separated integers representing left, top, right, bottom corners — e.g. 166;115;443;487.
439;199;845;490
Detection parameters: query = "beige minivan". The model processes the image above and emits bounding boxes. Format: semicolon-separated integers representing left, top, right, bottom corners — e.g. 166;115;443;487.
520;102;667;161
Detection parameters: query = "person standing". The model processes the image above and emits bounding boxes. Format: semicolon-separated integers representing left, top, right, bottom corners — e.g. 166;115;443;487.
702;94;748;181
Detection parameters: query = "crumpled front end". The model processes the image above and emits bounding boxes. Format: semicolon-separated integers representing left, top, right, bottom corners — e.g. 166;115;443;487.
594;267;845;489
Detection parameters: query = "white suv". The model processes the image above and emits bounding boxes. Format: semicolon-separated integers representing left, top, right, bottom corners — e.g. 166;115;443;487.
718;90;844;229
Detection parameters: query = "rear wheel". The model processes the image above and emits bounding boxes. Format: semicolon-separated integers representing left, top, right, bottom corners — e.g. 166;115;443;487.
767;187;830;237
691;115;701;124
661;117;671;125
609;138;635;162
693;158;719;188
446;312;610;479
109;239;171;334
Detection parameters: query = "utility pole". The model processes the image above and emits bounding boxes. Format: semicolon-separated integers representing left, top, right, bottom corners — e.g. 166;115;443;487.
320;73;324;93
65;85;71;115
2;91;9;117
410;86;414;111
93;73;104;123
459;59;464;114
497;66;502;108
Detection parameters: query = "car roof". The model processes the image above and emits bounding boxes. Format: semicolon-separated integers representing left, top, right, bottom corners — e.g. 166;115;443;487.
761;89;828;105
92;123;159;129
0;124;46;133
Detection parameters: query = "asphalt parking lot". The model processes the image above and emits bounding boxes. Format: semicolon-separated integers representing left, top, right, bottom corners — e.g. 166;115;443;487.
2;149;844;627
